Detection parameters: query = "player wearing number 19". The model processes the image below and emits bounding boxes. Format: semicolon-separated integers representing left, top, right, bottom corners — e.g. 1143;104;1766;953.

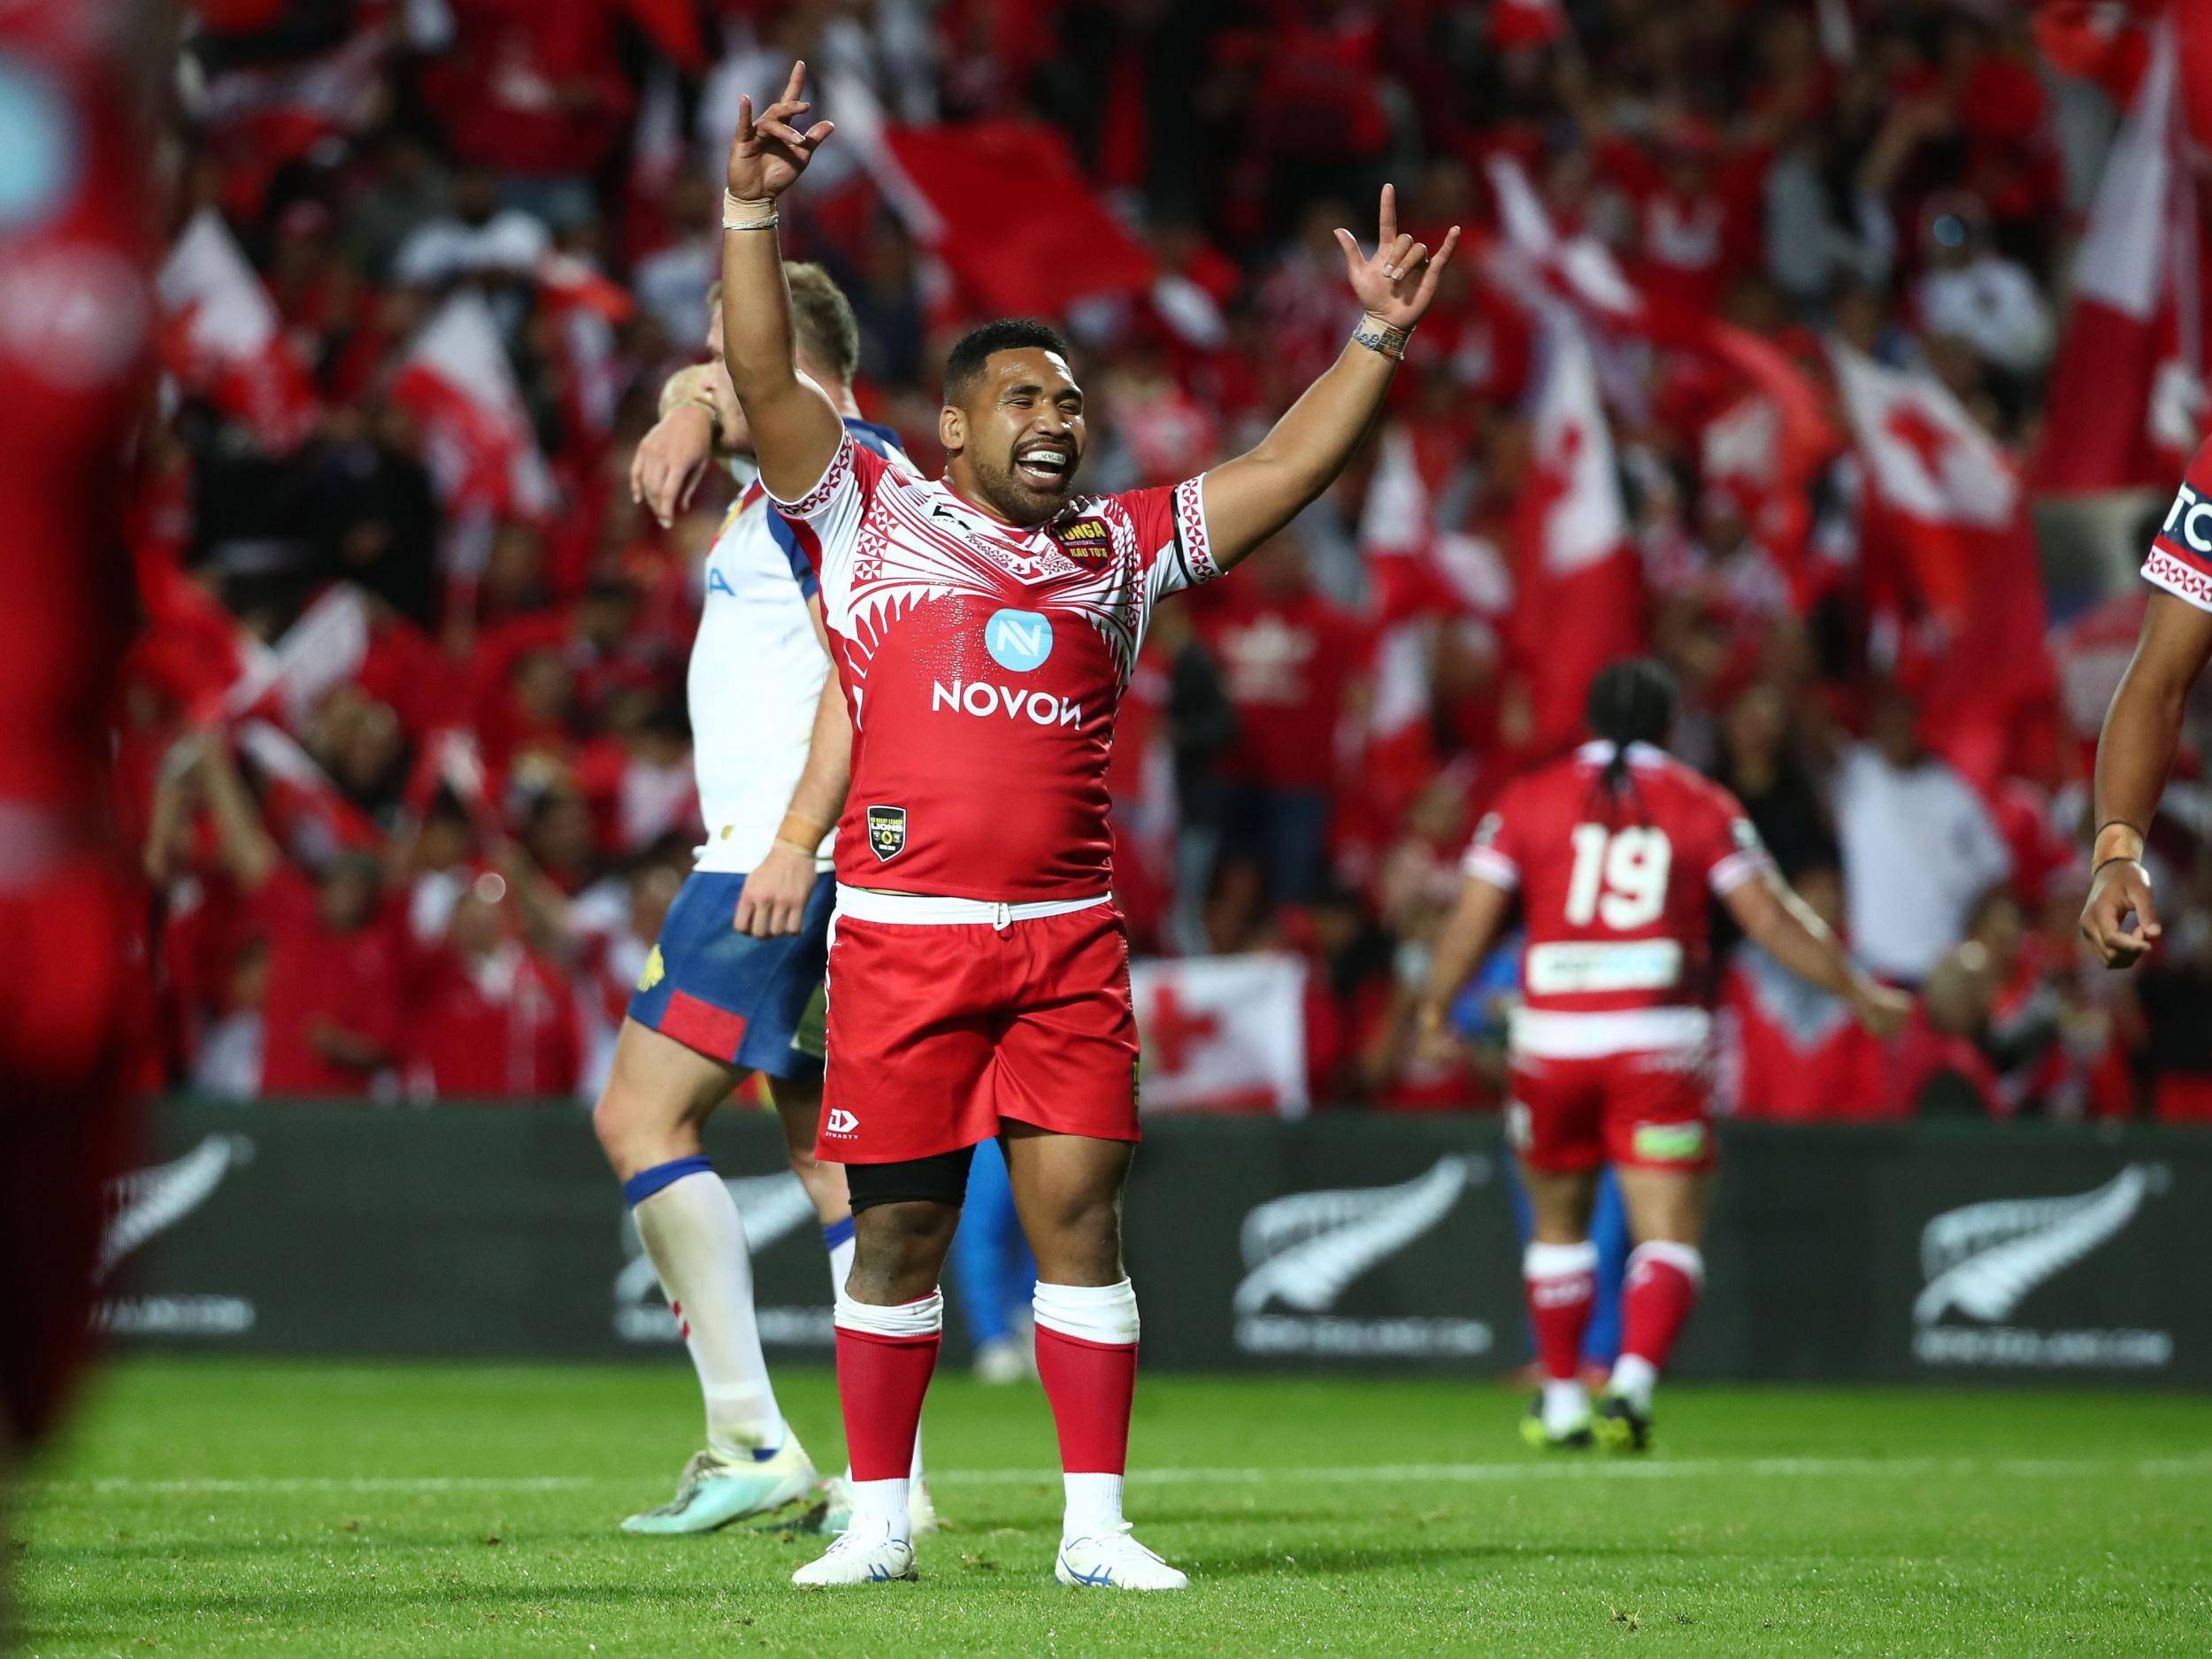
1419;661;1909;1451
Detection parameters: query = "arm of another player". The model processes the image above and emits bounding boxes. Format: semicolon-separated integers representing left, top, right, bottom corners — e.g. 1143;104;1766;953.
718;62;846;503
631;364;730;529
1724;872;1910;1038
2081;592;2212;966
734;594;851;938
1200;185;1462;572
195;729;280;893
1416;875;1515;1042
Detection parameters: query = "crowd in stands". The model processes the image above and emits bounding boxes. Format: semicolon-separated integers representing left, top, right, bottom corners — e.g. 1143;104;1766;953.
129;0;2212;1119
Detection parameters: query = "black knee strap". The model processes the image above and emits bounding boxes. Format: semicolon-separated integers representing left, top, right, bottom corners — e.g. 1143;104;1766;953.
845;1146;977;1212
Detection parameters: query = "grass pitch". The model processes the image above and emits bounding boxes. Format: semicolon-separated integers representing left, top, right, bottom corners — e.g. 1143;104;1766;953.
12;1361;2209;1657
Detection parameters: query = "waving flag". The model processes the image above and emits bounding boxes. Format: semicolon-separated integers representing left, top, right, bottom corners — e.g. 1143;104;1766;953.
155;209;319;450
879;121;1156;317
392;293;557;521
2035;19;2207;494
1830;341;2051;780
1486;155;1835;573
1508;321;1645;755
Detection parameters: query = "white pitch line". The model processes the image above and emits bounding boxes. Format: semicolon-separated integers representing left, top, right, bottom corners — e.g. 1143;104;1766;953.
27;1453;2212;1498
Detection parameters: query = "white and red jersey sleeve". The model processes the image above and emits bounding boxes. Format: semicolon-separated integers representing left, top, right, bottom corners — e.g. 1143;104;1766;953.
1465;744;1773;1031
1115;475;1222;604
764;428;894;587
2147;434;2212;614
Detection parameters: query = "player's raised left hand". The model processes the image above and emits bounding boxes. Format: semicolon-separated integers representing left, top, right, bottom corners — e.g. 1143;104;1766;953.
726;61;835;204
1333;184;1463;333
733;841;815;937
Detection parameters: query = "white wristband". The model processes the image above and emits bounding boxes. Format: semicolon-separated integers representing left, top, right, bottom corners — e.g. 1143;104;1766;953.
723;190;778;231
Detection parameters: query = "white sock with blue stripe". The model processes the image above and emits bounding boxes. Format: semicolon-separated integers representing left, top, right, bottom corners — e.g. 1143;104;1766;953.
626;1156;785;1460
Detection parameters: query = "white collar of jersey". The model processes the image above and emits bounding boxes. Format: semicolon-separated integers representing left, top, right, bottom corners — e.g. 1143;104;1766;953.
919;478;1058;541
1575;740;1666;769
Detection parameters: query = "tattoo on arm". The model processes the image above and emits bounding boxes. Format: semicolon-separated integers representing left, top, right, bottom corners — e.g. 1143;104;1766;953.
1352;315;1411;360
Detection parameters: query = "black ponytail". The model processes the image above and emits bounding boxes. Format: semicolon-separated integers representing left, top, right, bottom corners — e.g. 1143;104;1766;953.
1584;657;1678;808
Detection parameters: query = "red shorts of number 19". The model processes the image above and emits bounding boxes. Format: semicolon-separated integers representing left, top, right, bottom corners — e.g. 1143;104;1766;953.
1508;1048;1717;1175
819;894;1141;1163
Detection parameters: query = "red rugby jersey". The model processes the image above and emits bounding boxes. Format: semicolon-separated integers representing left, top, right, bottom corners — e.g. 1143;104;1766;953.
773;433;1219;901
1463;741;1772;1057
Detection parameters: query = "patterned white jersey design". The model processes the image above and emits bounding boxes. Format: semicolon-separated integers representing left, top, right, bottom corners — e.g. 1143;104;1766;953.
689;419;910;875
772;432;1217;899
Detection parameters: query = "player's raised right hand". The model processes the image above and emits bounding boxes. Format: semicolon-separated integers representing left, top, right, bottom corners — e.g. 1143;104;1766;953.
727;61;835;204
2079;856;2161;969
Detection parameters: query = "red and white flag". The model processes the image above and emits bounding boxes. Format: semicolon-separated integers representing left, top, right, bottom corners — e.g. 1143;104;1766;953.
2035;19;2207;494
1507;321;1645;754
392;292;557;521
1131;955;1309;1117
1830;341;2052;780
155;208;319;450
1830;341;2017;619
225;583;373;728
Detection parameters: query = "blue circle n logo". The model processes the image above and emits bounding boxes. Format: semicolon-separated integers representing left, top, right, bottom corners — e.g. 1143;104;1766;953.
984;608;1054;672
0;61;78;232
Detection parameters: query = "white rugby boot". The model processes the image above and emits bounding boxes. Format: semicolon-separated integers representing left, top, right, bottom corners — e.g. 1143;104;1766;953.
790;1526;919;1587
619;1437;818;1535
1054;1524;1189;1590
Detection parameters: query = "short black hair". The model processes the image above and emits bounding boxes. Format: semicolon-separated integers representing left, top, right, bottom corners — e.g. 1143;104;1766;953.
943;318;1071;405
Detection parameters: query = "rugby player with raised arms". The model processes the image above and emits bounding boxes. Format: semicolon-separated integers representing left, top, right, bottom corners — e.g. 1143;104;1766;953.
718;62;1461;1590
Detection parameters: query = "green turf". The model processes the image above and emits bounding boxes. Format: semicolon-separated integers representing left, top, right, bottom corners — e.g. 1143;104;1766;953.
11;1360;2210;1657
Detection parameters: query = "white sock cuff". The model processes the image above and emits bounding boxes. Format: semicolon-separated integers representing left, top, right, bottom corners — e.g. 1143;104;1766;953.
1033;1279;1140;1346
1629;1240;1704;1286
834;1286;944;1340
1524;1240;1599;1279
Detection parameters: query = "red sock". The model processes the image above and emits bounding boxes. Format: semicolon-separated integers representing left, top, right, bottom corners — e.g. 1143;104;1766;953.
1523;1240;1599;1382
1619;1242;1702;1370
835;1326;939;1482
1034;1325;1137;1474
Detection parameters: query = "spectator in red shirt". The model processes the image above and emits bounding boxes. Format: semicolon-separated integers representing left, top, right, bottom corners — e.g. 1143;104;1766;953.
194;735;402;1097
403;884;581;1100
1194;532;1363;903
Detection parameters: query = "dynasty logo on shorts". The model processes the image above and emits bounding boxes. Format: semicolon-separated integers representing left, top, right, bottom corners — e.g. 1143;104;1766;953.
824;1107;859;1136
865;804;908;861
1049;515;1112;564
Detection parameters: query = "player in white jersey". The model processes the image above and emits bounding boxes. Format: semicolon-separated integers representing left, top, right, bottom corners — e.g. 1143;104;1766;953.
595;265;929;1535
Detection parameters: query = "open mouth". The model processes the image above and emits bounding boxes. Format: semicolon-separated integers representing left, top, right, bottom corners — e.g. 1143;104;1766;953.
1015;446;1072;490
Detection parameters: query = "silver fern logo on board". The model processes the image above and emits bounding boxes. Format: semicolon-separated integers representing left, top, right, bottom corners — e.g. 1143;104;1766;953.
1912;1164;2171;1371
1232;1155;1493;1359
92;1133;257;1337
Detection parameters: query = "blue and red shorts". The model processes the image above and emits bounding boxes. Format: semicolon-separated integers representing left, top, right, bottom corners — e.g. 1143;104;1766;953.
626;869;835;1080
